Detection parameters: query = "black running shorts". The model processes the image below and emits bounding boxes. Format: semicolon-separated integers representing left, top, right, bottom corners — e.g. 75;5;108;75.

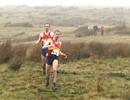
47;54;58;65
41;48;48;57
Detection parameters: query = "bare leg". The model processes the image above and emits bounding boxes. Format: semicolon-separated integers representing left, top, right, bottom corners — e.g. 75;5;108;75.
52;60;59;84
45;64;51;87
41;55;46;75
51;60;59;91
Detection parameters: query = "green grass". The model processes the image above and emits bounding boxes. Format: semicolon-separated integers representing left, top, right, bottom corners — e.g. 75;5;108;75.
0;57;130;100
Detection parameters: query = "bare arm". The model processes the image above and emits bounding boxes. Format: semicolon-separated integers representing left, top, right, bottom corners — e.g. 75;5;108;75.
36;34;42;44
60;51;67;58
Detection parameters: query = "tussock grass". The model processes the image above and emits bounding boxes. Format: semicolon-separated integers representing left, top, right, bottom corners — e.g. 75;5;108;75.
0;57;129;100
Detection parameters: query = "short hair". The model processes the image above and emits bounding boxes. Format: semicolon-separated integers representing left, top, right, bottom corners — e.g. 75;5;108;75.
44;23;50;27
54;30;62;35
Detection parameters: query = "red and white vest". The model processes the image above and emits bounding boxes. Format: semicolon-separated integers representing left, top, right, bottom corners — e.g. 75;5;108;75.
48;39;62;56
40;32;53;47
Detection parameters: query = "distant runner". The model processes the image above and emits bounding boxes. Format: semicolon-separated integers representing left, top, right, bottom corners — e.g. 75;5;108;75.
100;25;105;36
45;30;67;91
37;23;54;75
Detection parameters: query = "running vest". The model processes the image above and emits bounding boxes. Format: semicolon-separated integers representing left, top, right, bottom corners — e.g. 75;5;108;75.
40;32;52;47
42;32;51;40
48;39;61;56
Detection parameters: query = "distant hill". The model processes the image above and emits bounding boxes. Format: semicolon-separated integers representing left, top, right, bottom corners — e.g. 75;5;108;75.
0;6;130;27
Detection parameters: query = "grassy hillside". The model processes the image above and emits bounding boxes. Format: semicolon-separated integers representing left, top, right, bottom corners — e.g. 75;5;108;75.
1;5;130;100
1;25;130;43
0;26;76;43
0;57;130;100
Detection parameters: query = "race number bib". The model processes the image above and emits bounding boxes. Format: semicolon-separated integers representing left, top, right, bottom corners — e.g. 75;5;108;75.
52;49;60;56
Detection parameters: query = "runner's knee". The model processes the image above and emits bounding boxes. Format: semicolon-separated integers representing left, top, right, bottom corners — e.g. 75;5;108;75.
52;60;58;71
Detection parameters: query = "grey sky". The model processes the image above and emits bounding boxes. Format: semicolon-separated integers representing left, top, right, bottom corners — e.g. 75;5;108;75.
0;0;130;7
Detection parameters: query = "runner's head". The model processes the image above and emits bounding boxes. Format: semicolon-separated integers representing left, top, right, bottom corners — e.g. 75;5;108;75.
44;23;50;32
54;30;61;41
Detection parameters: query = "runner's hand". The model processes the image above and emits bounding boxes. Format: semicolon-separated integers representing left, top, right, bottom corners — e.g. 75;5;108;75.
64;54;67;59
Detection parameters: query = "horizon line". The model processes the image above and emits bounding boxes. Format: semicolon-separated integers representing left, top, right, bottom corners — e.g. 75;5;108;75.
1;4;130;9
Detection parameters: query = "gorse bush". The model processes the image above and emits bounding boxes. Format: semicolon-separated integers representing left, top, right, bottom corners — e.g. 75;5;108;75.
0;40;12;63
9;56;24;71
8;44;27;71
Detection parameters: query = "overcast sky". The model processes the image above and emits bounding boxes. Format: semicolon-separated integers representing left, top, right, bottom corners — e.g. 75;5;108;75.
0;0;130;7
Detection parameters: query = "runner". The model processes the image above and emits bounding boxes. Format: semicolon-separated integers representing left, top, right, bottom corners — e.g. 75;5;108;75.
100;25;105;36
45;30;67;91
37;23;54;75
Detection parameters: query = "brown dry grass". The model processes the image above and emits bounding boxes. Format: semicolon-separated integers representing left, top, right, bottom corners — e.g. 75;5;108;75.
1;40;130;64
0;40;12;63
